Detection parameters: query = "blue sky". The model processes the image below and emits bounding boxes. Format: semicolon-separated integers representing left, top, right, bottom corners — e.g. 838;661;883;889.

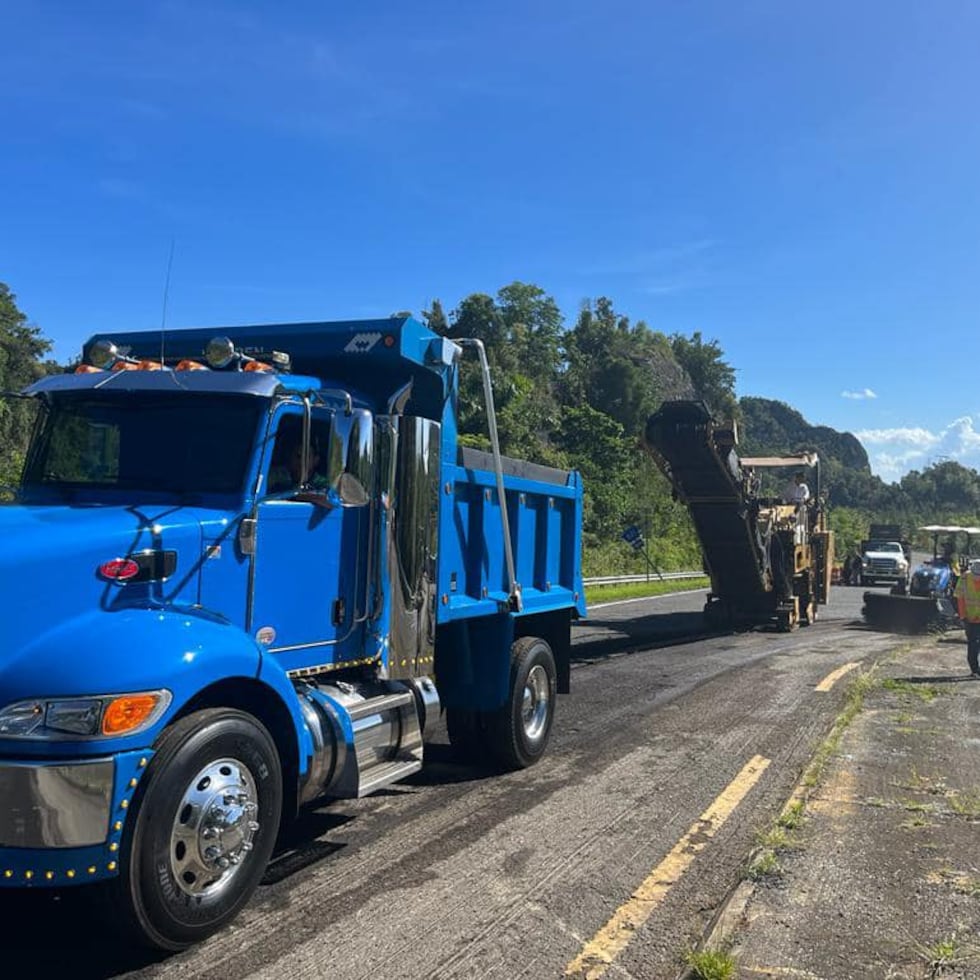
3;1;980;484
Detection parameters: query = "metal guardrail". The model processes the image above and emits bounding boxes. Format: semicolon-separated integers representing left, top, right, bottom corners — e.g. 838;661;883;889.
583;571;705;587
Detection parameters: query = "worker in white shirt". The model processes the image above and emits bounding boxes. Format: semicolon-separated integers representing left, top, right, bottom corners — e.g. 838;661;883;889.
783;471;810;505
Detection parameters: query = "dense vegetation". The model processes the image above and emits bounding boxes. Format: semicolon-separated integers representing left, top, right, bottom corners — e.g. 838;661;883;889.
3;279;980;567
0;283;56;487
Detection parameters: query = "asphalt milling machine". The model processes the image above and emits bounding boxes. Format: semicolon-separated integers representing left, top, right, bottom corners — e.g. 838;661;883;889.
643;400;833;632
861;524;979;633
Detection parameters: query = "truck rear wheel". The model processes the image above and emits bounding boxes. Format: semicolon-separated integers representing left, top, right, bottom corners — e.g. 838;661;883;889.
488;636;557;770
113;708;283;951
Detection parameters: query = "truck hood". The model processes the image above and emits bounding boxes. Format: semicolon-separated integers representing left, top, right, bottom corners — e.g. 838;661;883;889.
0;503;218;691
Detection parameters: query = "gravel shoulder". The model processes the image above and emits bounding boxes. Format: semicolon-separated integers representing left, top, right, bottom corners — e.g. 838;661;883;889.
709;631;980;979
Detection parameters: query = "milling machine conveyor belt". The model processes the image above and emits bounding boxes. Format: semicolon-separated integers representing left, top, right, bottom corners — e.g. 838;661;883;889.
644;400;768;605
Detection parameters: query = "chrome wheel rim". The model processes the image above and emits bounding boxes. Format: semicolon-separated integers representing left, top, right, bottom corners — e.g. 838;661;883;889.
521;664;551;744
169;757;260;899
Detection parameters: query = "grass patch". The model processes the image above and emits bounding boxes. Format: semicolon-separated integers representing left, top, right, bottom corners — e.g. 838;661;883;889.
897;768;947;795
881;678;942;703
895;710;915;724
683;948;737;980
755;825;792;850
901;799;938;813
948;790;980;818
908;932;980;976
585;576;709;605
745;849;780;881
801;667;879;789
746;802;804;887
954;876;980;897
900;816;933;830
777;799;805;830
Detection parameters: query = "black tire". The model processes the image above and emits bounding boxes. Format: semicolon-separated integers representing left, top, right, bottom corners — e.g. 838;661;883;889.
111;708;283;951
488;636;557;770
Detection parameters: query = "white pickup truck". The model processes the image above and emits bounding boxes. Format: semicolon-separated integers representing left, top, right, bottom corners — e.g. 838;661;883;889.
859;540;910;587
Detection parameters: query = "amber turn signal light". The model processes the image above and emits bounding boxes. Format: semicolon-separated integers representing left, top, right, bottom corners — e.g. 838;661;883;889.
102;694;162;736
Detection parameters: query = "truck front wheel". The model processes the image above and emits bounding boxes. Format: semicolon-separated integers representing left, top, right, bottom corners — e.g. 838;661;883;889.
489;636;557;770
113;708;283;951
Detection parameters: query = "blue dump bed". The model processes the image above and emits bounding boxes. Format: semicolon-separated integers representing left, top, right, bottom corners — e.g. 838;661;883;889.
439;447;586;623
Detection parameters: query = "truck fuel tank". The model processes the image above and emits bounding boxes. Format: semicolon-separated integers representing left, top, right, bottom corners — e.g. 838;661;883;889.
297;677;436;802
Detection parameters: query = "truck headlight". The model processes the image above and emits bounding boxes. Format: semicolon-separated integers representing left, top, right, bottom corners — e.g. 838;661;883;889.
0;691;171;739
0;701;45;737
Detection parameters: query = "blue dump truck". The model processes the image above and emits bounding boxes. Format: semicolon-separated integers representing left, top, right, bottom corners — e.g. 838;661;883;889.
0;317;584;949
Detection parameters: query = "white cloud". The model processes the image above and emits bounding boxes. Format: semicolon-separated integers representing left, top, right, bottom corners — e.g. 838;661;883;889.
841;388;877;400
855;416;980;483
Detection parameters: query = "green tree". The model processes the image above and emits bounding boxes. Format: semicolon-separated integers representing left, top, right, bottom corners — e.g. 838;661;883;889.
899;461;980;518
0;283;53;485
561;297;661;436
670;331;737;421
496;281;563;385
422;298;449;335
556;404;636;541
438;286;566;462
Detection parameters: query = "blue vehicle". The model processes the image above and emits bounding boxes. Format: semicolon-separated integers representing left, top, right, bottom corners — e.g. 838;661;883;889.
0;317;585;949
909;524;978;598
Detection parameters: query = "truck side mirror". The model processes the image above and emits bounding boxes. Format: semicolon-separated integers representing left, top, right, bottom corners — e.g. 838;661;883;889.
328;409;373;508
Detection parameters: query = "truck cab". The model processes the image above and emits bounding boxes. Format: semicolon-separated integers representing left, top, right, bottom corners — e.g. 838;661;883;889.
859;540;910;588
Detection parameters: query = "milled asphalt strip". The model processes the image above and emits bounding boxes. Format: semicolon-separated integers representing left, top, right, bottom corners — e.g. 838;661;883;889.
564;754;772;980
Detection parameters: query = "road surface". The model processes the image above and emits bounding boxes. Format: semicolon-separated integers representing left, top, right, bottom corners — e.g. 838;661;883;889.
2;583;908;979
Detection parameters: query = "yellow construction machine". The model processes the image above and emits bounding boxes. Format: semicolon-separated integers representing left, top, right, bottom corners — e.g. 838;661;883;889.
644;400;834;631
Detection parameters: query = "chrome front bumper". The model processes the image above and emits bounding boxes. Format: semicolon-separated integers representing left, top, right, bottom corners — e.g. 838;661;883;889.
0;758;114;848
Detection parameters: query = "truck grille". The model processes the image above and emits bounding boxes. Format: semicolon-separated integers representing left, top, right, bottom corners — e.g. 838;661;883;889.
868;559;899;575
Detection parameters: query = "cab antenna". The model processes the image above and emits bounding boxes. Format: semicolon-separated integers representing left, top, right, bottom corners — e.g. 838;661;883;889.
160;238;175;366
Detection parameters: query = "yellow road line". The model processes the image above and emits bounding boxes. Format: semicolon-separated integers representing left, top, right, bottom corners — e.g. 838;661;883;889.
814;661;860;692
565;754;772;979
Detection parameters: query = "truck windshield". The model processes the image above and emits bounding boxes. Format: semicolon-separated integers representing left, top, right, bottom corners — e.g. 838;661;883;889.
22;392;266;497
